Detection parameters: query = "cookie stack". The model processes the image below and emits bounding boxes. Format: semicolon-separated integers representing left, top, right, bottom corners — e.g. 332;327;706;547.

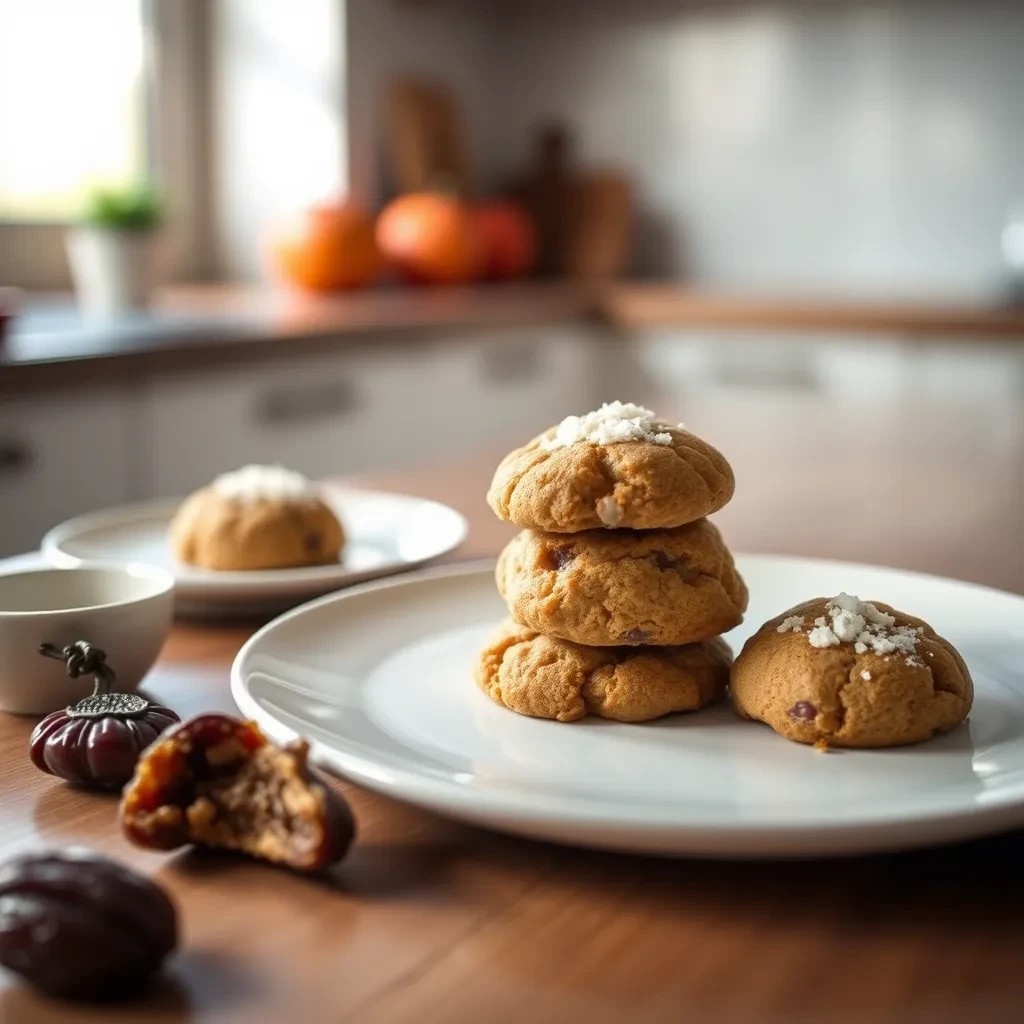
477;402;748;723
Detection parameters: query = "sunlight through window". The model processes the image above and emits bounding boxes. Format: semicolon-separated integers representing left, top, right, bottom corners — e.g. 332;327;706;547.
0;0;148;221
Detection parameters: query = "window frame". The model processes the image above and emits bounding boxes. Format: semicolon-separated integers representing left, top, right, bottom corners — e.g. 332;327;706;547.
0;0;211;288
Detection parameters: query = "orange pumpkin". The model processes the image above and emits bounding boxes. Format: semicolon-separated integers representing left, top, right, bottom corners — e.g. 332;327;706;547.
474;201;537;280
376;193;481;285
269;203;381;292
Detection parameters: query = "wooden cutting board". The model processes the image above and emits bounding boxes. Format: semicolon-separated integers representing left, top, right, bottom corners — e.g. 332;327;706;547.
513;125;633;279
564;171;633;279
386;76;471;195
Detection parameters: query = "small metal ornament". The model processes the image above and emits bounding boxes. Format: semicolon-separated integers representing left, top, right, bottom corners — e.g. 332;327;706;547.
38;641;151;719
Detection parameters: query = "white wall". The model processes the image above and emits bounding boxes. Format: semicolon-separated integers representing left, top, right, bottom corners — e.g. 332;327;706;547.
344;0;499;208
487;0;1024;301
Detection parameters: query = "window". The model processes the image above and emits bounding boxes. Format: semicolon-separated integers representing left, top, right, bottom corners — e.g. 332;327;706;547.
0;0;150;222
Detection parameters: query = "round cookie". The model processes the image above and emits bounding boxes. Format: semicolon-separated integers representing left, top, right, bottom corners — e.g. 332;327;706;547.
730;594;973;748
477;620;731;723
487;407;734;533
496;519;748;647
170;465;344;571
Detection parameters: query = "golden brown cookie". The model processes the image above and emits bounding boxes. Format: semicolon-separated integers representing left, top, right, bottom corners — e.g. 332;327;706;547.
730;594;973;748
487;413;734;534
496;519;747;647
477;620;731;722
170;467;344;571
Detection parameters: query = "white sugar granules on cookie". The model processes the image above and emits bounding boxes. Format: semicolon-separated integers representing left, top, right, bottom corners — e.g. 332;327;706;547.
540;401;674;450
213;464;315;503
807;624;841;648
803;593;922;665
777;615;805;634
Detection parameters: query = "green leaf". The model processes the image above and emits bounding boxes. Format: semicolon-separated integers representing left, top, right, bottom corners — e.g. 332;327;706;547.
81;183;163;230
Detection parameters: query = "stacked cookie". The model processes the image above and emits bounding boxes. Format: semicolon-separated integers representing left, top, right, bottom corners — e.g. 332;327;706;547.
477;402;748;723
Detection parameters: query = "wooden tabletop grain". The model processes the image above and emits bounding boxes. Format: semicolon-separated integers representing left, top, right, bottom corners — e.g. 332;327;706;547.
1;396;1022;1024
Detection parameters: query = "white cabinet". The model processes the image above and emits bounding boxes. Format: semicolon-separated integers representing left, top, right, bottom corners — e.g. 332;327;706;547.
403;328;597;460
0;326;600;554
0;392;132;556
631;329;1024;405
5;324;1017;560
143;328;599;497
143;348;422;497
470;327;596;441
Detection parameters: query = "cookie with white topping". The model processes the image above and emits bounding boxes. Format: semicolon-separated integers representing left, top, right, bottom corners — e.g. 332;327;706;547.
487;402;734;533
731;594;973;748
170;465;344;571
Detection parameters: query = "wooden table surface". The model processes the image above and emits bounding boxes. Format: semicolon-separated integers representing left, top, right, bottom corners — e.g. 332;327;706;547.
1;396;1022;1023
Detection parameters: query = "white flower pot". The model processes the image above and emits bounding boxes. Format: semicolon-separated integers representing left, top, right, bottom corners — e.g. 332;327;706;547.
66;226;161;316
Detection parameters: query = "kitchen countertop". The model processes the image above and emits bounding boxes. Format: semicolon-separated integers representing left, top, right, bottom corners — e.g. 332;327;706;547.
0;282;598;391
3;281;1024;391
606;283;1024;338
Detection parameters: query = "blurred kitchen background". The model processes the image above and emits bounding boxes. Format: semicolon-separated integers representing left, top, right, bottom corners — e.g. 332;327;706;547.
0;0;1021;589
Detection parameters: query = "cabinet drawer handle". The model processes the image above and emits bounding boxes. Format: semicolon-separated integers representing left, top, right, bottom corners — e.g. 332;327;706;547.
0;439;32;476
255;380;359;425
480;343;544;385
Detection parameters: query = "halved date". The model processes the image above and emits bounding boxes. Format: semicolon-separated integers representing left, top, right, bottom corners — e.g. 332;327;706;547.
120;714;355;871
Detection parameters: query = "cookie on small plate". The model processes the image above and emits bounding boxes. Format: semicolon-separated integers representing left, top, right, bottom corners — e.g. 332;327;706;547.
496;519;747;647
170;465;344;571
487;402;734;533
477;620;731;722
730;594;973;748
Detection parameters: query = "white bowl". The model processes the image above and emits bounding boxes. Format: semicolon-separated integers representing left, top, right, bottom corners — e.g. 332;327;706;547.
0;563;174;716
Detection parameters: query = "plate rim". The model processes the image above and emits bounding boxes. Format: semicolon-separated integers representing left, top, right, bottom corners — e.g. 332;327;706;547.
230;557;1024;857
40;489;469;600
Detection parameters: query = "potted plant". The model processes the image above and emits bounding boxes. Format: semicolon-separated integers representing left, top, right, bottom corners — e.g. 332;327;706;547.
66;184;163;316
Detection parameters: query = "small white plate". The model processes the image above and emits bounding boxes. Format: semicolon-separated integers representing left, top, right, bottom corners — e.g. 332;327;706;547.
42;490;467;618
231;556;1024;858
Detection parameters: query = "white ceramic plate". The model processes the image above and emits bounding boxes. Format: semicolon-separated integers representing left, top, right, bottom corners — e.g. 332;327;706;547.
42;490;467;618
231;557;1024;858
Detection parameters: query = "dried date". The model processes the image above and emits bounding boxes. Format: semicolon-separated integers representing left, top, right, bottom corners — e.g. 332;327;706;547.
0;848;177;999
31;641;180;790
121;714;355;871
30;703;180;790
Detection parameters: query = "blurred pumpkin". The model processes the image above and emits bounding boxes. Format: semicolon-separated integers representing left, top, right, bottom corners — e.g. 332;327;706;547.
269;202;381;292
376;193;481;285
474;201;537;280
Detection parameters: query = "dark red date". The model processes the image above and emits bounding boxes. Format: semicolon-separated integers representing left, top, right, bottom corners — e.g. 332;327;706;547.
788;701;818;721
0;848;177;999
30;704;180;790
541;544;576;571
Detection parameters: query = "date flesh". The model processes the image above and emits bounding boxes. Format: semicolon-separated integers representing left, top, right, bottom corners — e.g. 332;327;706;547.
788;701;818;721
120;714;355;871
